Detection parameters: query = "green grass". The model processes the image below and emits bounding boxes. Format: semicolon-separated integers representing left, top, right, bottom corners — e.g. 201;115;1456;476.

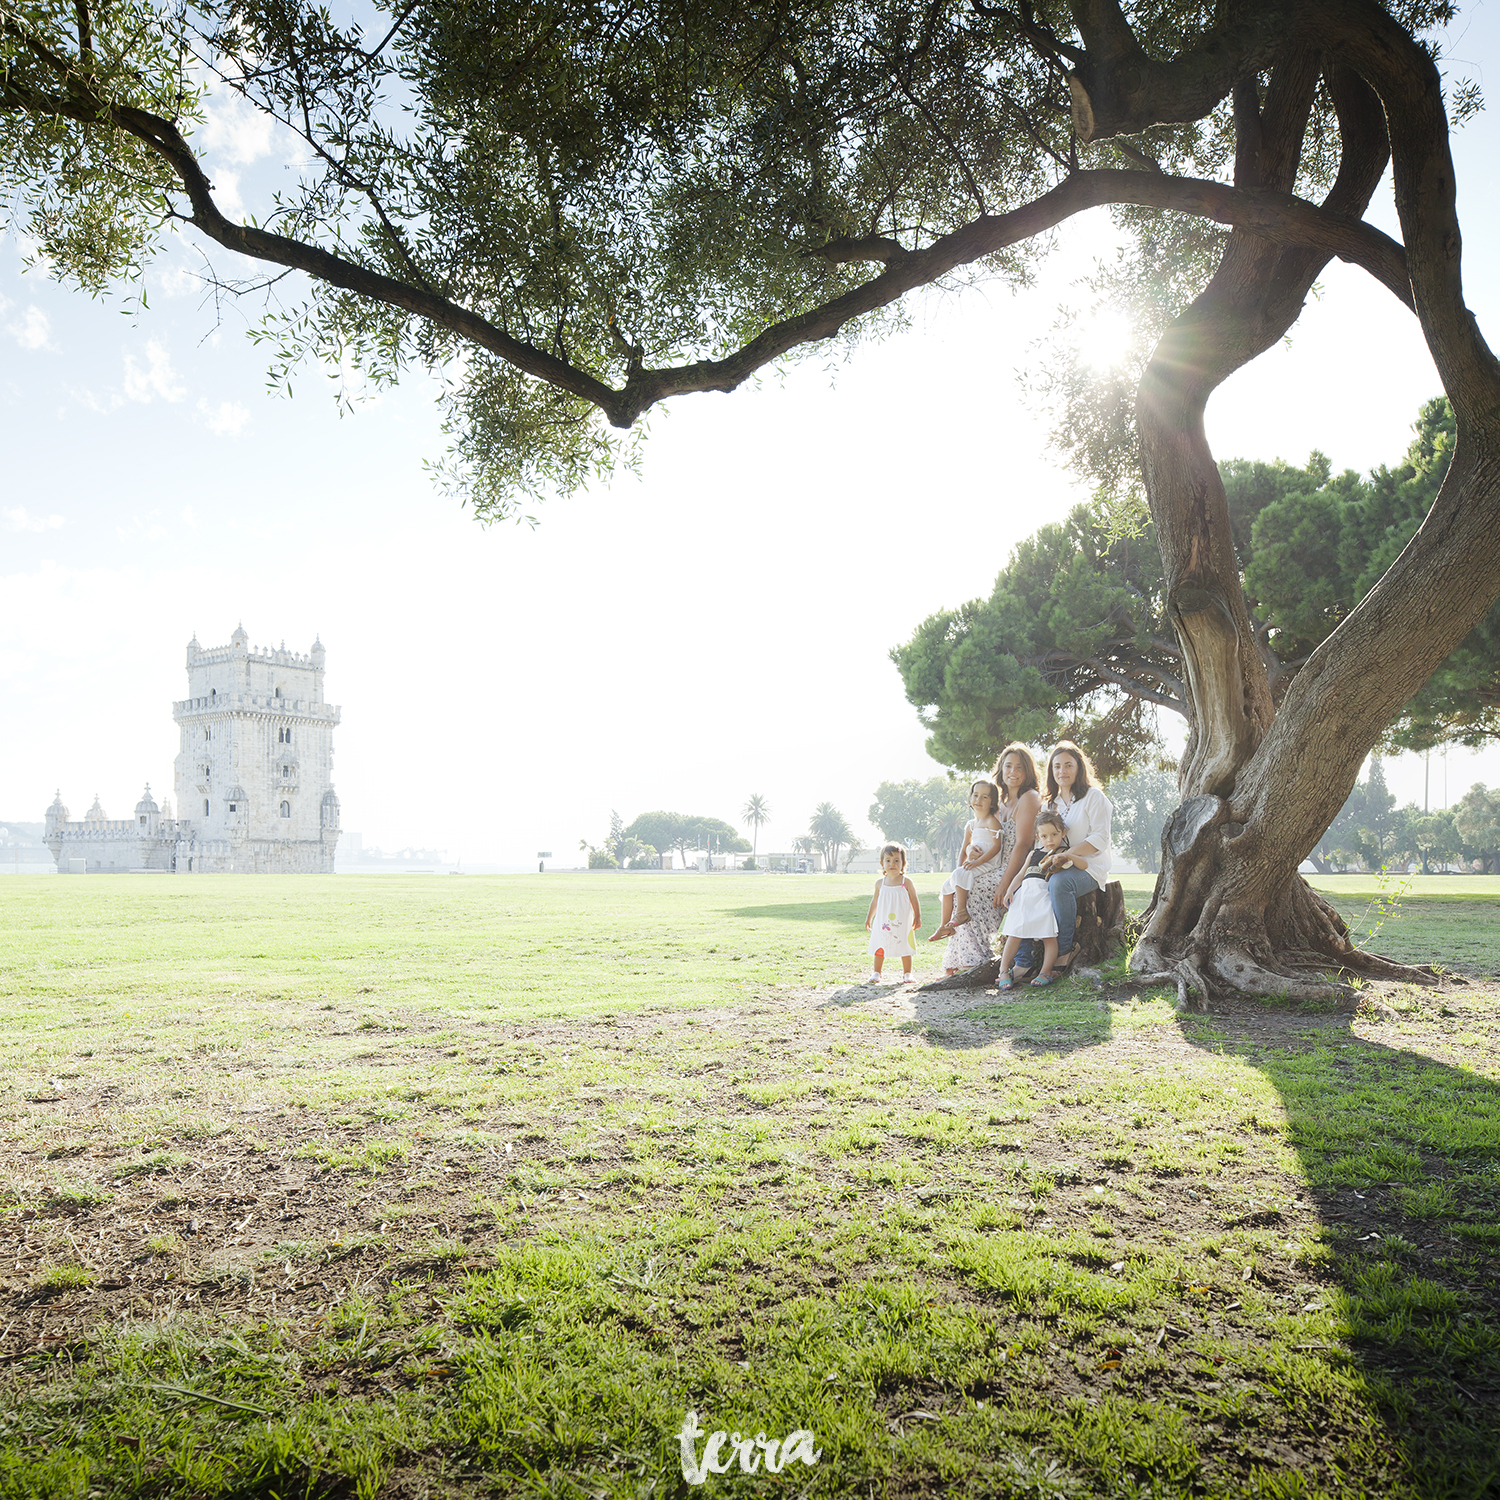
0;873;1496;1498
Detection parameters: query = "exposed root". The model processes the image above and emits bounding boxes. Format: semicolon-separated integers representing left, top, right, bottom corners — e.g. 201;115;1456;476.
914;960;1002;994
1208;949;1355;1004
1334;947;1452;985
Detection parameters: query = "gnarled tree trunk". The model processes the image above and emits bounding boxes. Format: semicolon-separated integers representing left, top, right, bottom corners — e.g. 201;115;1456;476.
1120;11;1500;1002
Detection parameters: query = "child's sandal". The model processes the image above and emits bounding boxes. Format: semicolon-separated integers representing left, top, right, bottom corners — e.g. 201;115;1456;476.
1030;972;1056;987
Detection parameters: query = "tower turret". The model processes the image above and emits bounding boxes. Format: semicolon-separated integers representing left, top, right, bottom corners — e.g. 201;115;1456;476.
135;783;161;835
45;791;69;836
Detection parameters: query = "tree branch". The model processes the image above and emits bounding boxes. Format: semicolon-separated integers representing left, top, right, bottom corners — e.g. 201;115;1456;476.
1066;0;1298;141
1075;656;1187;714
620;168;1412;421
1;36;1415;431
808;235;908;266
971;0;1085;66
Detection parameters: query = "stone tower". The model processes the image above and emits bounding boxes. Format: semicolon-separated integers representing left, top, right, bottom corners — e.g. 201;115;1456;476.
171;625;342;873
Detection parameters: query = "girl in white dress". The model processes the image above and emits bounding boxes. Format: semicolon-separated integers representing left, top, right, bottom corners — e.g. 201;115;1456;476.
929;780;1003;939
864;843;922;983
997;811;1083;988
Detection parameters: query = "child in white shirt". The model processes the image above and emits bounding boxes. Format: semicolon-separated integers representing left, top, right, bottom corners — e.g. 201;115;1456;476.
929;780;1002;940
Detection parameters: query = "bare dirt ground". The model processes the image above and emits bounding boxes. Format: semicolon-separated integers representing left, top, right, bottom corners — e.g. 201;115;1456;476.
6;972;1495;1377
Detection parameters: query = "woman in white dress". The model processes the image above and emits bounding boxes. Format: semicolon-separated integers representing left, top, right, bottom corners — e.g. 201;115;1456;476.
942;743;1041;973
1032;739;1113;973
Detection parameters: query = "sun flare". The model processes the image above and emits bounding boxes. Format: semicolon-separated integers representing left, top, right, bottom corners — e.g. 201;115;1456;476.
1079;308;1135;372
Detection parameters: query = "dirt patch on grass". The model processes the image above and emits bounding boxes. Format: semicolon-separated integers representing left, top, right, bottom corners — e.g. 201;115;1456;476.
5;976;1495;1353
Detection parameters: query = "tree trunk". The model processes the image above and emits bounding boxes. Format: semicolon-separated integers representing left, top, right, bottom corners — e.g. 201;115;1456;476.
1128;25;1500;1003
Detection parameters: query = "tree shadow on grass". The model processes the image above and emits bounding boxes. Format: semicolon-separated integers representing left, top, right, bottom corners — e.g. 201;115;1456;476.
726;887;952;933
879;974;1498;1492
725;897;872;932
1178;1002;1500;1498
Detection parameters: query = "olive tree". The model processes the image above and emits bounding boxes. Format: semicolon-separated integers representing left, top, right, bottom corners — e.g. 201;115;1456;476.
6;0;1499;999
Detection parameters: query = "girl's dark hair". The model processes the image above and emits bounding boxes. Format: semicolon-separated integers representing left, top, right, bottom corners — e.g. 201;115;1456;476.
879;843;907;868
1045;740;1099;805
969;780;1000;816
990;743;1040;805
1034;809;1067;838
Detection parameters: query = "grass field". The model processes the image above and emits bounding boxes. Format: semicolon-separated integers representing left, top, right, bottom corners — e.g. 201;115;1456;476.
0;872;1497;1498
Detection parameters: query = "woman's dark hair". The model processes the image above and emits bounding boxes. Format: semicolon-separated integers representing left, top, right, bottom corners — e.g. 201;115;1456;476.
879;842;907;868
1045;740;1099;805
990;743;1040;805
969;780;1000;816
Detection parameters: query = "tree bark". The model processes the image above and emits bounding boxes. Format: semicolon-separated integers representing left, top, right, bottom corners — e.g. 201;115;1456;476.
1128;17;1500;1003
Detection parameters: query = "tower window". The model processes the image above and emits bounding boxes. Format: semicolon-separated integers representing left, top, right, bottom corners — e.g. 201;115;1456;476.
204;799;210;816
139;815;146;826
283;765;290;776
229;803;237;812
280;801;291;818
205;728;211;741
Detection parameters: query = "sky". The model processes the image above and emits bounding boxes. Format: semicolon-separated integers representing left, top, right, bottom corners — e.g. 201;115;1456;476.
3;9;1499;867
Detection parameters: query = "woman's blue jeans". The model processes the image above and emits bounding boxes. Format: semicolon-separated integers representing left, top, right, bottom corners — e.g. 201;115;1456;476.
1046;866;1097;955
1013;867;1097;966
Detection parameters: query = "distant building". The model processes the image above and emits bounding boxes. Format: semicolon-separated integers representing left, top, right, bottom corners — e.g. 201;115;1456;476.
760;851;826;873
46;624;341;874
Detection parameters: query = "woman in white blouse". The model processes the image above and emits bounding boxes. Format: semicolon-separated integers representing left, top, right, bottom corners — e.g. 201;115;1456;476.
1037;740;1113;972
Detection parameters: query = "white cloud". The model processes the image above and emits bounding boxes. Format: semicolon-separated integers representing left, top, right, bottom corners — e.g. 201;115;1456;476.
155;265;202;299
3;506;65;534
201;93;278;166
181;504;197;527
212;170;245;220
197;399;250;436
72;386;126;414
8;307;54;351
124;341;186;403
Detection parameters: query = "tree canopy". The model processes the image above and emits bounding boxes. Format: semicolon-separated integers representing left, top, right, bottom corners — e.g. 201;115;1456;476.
623;811;748;864
869;776;975;864
893;398;1499;777
2;0;1446;517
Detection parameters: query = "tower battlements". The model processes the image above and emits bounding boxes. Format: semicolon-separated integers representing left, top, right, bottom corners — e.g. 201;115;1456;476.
187;638;324;669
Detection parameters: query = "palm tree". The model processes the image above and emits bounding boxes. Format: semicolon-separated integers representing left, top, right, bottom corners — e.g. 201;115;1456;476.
742;793;770;864
808;802;855;872
925;793;971;868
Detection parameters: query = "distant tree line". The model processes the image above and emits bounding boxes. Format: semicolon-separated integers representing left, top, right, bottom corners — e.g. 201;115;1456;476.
1107;760;1500;876
582;810;751;870
581;799;870;873
1307;765;1500;875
